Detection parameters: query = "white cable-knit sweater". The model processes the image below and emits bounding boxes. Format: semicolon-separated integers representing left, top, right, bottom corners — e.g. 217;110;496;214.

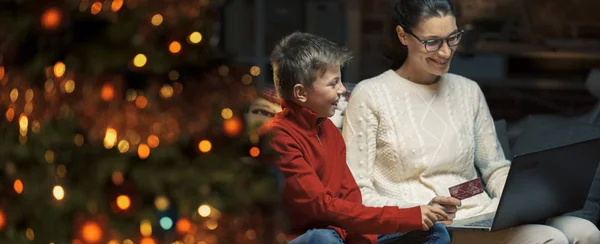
342;70;511;220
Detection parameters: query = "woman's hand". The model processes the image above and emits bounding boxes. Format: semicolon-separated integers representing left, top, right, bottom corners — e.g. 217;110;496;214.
428;196;461;225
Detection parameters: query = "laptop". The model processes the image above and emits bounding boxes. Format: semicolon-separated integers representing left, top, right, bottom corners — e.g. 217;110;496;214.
447;137;600;232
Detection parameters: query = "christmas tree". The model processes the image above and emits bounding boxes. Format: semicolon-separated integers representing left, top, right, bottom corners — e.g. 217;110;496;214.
0;0;283;243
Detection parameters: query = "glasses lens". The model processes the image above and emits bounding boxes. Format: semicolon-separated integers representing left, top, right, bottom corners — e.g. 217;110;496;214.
424;40;442;52
448;33;462;46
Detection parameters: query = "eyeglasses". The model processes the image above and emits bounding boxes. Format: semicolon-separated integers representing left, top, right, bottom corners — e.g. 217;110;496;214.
405;29;464;52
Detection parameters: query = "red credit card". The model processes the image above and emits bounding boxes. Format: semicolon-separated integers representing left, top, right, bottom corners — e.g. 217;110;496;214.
449;178;484;200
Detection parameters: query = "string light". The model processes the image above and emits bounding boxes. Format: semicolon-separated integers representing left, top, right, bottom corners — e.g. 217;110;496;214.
5;108;14;122
64;79;75;93
25;228;34;240
140;237;156;244
197;204;211;217
188;32;202;44
104;128;117;149
41;8;61;29
133;54;147;67
45;150;55;163
154;196;169;211
111;0;123;12
81;221;102;243
249;147;260;157
140;219;152;237
175;218;191;234
56;165;67;178
116;195;131;210
112;171;124;185
198;140;212;153
221;108;233;120
0;210;5;230
223;117;242;136
159;217;173;230
10;88;18;102
205;219;218;230
168;41;182;54
0;66;4;80
13;179;23;194
135;96;148;108
138;144;150;159
91;2;103;15
250;66;261;76
53;185;65;200
118;140;130;153
74;134;85;146
151;14;163;26
159;85;174;99
53;61;66;78
101;84;115;101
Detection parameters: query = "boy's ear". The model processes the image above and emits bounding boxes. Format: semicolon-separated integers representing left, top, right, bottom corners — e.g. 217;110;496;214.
396;25;408;46
292;84;307;103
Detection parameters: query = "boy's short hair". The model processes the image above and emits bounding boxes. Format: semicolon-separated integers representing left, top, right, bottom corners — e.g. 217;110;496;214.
270;32;352;100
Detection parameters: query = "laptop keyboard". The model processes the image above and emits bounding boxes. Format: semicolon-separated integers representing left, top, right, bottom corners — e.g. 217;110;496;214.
465;218;493;227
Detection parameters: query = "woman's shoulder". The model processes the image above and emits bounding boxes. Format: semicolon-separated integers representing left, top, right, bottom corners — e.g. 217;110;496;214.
354;70;395;91
443;73;484;93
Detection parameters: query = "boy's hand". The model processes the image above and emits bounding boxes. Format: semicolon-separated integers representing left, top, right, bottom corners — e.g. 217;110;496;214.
419;205;448;231
428;196;461;226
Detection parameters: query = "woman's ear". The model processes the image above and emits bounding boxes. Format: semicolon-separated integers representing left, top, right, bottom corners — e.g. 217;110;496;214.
396;25;408;46
292;84;307;103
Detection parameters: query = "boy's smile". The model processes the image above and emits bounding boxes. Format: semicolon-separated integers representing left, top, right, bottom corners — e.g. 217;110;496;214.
301;65;346;118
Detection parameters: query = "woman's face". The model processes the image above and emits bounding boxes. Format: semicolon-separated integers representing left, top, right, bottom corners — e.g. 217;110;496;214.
399;14;459;76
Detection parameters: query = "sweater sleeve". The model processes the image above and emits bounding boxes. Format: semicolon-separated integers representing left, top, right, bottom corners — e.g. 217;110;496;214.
472;84;510;197
266;127;423;234
342;84;422;208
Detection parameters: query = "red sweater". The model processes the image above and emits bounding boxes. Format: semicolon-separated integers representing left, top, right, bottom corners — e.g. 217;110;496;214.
260;102;422;244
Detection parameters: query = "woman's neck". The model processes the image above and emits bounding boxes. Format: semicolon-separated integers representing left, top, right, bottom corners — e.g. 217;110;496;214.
395;61;440;85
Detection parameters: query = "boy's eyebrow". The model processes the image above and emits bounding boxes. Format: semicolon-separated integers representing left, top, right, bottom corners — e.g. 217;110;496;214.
422;29;459;39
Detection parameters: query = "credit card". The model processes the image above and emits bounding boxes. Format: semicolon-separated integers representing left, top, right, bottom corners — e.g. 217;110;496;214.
449;178;484;200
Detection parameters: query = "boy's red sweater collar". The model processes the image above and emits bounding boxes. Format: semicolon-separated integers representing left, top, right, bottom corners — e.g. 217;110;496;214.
281;100;327;131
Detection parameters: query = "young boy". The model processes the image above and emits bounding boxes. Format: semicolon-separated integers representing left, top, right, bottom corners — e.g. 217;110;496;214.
259;32;453;244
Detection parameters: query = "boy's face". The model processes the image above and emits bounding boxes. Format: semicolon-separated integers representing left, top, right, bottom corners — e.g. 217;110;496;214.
301;65;346;118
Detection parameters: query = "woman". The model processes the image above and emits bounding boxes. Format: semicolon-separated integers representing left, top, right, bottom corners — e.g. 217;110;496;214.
342;0;600;243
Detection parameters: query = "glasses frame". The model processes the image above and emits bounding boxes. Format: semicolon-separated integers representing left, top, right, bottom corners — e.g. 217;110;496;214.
404;29;465;52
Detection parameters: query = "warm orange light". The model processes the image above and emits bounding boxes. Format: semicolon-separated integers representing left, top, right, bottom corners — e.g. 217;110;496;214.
112;171;124;185
140;237;156;244
223;117;242;136
116;195;131;210
133;54;147;67
5;108;14;122
188;32;202;44
198;140;212;153
41;8;61;29
0;210;6;230
135;96;148;109
53;61;66;78
168;41;182;54
147;135;160;148
91;2;103;15
104;128;118;149
101;84;114;101
13;179;23;194
159;85;174;99
249;147;260;157
250;66;261;76
138;144;150;159
0;66;4;80
150;14;163;26
176;218;191;234
81;221;102;243
111;0;123;12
